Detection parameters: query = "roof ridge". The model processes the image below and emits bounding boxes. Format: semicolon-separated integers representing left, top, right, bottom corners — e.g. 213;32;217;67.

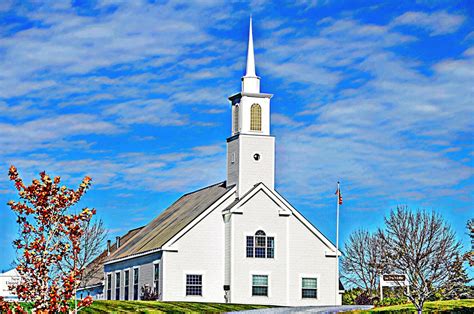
125;225;145;234
180;180;226;198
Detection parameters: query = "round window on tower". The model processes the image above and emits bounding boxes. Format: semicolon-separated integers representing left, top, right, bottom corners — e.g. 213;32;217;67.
253;153;261;161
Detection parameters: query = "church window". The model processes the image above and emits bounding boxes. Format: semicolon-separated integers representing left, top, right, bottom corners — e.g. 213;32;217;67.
186;274;202;296
233;105;239;133
124;270;129;300
154;264;160;296
302;278;318;299
133;268;139;300
252;275;268;296
255;231;266;258
267;237;274;258
246;236;254;257
106;273;112;300
246;230;274;258
250;103;262;131
115;272;121;300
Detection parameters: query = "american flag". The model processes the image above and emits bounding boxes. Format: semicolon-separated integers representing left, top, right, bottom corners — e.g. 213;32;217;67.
335;186;343;205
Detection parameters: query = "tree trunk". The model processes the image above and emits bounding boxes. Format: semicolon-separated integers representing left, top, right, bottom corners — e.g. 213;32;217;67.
416;302;423;314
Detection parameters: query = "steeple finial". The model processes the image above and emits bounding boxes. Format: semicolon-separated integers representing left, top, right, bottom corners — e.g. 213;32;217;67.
245;17;256;77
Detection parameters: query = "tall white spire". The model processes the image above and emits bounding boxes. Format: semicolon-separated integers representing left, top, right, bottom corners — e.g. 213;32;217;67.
245;17;256;77
242;17;260;93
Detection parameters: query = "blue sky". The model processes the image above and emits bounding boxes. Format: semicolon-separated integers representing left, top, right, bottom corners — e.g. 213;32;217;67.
0;0;473;272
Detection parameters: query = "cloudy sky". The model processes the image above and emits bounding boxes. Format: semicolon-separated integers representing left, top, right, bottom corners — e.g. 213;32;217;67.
0;0;472;270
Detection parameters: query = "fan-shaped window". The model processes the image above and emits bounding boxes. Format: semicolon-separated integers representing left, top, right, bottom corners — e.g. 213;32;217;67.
246;230;274;258
250;104;262;131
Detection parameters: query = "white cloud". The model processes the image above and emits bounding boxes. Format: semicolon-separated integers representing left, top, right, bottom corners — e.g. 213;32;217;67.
271;113;303;127
294;0;327;10
1;142;226;195
0;114;119;154
103;99;187;126
391;11;465;36
0;0;226;97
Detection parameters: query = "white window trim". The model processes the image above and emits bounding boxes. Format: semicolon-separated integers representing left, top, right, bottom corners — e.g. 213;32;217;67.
299;274;320;300
114;271;122;300
250;272;271;298
184;271;204;298
105;272;113;300
132;266;140;301
233;104;240;134
153;260;161;297
245;231;276;259
123;268;131;300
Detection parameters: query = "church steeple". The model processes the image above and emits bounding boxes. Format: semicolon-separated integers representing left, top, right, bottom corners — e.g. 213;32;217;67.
241;18;260;94
245;17;256;77
227;18;275;197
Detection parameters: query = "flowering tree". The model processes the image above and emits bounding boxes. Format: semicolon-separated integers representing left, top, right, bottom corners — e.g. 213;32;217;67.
0;166;96;313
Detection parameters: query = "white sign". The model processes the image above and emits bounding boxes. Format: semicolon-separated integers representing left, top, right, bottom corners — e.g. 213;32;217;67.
379;274;409;301
0;269;20;300
380;274;409;287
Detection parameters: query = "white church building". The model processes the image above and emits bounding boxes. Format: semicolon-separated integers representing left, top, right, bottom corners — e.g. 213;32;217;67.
103;20;342;306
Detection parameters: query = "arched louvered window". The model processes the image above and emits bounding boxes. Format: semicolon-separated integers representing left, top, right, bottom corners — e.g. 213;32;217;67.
246;230;274;258
250;103;262;131
233;105;239;133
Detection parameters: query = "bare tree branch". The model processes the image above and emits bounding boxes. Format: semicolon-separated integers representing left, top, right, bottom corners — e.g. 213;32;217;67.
61;218;107;288
378;206;468;313
341;229;385;297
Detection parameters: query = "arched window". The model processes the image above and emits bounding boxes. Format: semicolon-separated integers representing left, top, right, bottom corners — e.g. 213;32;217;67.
250;103;262;131
246;230;274;258
233;105;239;133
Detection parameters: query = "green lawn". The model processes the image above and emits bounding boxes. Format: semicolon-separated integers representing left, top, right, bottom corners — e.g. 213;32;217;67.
78;300;271;313
356;299;474;313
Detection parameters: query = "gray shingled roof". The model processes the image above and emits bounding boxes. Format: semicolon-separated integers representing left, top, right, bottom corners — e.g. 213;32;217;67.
107;181;233;262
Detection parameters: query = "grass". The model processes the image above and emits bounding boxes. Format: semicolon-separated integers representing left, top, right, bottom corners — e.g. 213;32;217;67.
78;300;272;313
354;299;474;313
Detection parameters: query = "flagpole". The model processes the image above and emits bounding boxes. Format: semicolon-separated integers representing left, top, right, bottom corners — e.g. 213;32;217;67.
335;181;340;305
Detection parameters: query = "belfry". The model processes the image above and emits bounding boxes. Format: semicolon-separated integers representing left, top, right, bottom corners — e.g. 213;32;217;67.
227;18;275;197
